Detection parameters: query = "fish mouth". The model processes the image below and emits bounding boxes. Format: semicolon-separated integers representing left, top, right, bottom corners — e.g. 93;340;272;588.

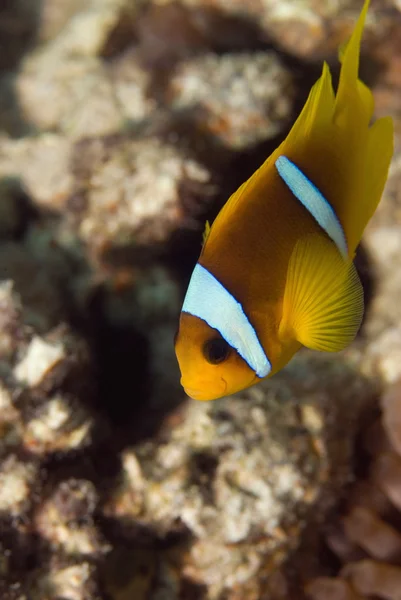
184;387;207;400
182;379;227;401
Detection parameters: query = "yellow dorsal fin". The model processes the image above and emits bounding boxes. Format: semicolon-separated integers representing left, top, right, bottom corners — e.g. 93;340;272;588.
279;234;363;352
334;0;373;125
285;61;335;145
202;220;211;246
342;114;393;253
338;37;348;63
208;61;336;233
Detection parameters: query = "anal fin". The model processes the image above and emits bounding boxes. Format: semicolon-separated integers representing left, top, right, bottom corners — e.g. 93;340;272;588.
279;234;364;352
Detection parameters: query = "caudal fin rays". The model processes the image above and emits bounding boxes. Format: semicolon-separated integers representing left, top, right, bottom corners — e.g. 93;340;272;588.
345;115;393;252
365;117;394;208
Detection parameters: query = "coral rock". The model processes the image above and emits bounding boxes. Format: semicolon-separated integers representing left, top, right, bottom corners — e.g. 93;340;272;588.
306;378;401;599
169;52;294;149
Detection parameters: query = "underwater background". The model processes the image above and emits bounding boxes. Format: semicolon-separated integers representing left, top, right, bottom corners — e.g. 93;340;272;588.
1;0;401;598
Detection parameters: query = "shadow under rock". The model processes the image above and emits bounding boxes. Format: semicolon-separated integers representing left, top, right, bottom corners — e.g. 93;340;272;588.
0;0;42;72
83;284;152;433
134;1;272;72
0;176;40;239
98;532;208;600
61;236;183;448
0;177;182;451
0;516;55;598
0;0;44;137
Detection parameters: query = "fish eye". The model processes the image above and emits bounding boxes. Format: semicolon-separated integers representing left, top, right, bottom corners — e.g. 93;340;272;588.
203;337;231;365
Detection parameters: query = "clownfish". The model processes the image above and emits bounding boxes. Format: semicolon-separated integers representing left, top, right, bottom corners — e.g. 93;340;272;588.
175;0;393;401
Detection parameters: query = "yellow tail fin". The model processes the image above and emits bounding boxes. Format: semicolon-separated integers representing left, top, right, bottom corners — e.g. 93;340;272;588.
282;0;393;254
208;0;393;258
332;0;393;251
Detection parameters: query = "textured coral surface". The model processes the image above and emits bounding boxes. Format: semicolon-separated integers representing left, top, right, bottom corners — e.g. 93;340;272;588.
306;380;401;599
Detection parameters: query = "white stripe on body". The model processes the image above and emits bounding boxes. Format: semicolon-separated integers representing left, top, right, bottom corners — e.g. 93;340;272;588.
182;263;271;378
275;155;348;258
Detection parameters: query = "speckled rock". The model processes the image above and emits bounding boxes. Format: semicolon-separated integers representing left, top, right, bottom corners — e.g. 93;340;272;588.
305;379;401;599
0;281;107;598
35;479;108;555
22;394;93;455
69;134;215;254
168;52;294;149
15;0;152;138
0;380;23;457
359;225;401;383
38;0;91;42
0;285;97;459
31;561;99;600
103;352;376;599
0;280;24;359
0;134;73;210
0;129;215;252
16;56;128;139
14;335;66;386
354;140;401;386
175;0;395;58
0;215;91;333
0;455;38;516
8;0;302;149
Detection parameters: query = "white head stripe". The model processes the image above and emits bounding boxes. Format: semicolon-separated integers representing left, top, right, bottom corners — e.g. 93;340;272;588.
275;155;348;258
182;264;271;378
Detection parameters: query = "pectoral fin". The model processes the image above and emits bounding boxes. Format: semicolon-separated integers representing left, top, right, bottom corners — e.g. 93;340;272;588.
280;234;363;352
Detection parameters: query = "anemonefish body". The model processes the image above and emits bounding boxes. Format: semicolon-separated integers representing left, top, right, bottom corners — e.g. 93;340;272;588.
175;0;394;401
